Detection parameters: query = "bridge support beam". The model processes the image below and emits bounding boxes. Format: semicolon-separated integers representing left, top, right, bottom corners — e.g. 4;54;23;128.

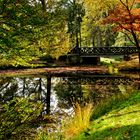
67;55;82;65
81;57;100;65
67;55;100;65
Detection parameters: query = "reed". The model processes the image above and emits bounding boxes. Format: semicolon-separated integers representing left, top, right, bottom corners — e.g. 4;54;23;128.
63;102;93;139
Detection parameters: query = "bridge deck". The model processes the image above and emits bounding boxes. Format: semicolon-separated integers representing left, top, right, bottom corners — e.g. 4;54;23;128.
68;47;139;56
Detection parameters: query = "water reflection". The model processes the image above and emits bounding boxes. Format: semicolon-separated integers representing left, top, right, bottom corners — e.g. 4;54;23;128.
54;75;138;109
0;77;52;114
0;75;139;113
0;74;139;139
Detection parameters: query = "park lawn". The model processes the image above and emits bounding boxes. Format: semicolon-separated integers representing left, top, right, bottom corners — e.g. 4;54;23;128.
73;90;140;140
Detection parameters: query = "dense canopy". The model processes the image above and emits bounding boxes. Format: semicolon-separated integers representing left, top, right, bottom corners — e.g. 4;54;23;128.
0;0;140;66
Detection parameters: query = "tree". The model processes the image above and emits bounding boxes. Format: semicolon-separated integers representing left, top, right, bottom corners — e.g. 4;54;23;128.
82;0;118;47
67;0;85;48
103;0;140;64
0;0;69;66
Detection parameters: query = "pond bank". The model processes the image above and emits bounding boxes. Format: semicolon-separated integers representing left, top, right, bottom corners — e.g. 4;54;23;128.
0;66;108;77
74;90;140;140
117;56;140;71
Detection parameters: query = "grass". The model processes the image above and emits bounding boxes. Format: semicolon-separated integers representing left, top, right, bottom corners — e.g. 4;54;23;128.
73;90;140;140
62;103;93;140
100;55;140;71
35;103;93;140
35;90;140;140
100;57;121;65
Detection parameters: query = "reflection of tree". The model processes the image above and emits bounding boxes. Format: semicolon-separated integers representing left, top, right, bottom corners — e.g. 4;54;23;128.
54;77;135;109
18;78;45;97
0;76;136;113
0;77;18;103
17;77;51;114
0;77;51;114
54;78;83;109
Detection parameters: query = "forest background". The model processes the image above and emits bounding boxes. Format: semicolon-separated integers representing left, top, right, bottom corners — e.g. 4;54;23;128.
0;0;140;67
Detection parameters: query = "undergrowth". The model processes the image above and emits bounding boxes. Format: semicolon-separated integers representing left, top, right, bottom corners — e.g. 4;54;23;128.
36;90;140;140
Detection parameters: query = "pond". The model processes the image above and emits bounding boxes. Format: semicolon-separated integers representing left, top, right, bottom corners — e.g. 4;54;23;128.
0;72;140;139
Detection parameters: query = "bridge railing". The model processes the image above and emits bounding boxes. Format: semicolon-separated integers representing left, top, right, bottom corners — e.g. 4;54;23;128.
68;46;139;56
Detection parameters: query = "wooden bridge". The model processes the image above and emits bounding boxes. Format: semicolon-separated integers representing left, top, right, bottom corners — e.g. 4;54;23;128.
68;46;139;57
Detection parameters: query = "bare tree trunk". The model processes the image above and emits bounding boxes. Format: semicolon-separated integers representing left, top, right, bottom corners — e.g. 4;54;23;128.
105;29;110;47
92;36;95;47
76;32;79;48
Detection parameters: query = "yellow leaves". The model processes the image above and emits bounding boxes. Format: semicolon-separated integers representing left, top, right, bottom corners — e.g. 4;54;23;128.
48;29;70;59
2;24;11;31
51;35;70;59
84;0;140;21
84;0;118;18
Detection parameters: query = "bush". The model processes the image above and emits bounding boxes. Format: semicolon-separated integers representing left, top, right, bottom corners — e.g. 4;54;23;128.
0;96;43;139
40;55;55;63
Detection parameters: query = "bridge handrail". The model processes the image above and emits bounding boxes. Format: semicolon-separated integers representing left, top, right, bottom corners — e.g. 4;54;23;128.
68;46;139;55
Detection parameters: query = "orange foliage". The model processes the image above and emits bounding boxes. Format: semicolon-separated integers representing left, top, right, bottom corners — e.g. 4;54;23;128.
104;0;140;32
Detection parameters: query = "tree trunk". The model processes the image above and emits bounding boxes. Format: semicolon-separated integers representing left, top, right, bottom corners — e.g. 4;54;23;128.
131;29;140;67
138;52;140;67
96;27;102;47
105;29;110;47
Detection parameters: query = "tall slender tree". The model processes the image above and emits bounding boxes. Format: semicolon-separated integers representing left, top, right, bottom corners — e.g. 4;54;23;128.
82;0;117;47
67;0;85;48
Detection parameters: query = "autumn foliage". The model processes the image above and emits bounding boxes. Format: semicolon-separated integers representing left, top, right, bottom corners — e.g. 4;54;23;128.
104;0;140;32
103;0;140;64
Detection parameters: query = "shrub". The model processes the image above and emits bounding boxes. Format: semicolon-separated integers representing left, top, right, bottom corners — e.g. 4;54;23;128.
0;96;43;139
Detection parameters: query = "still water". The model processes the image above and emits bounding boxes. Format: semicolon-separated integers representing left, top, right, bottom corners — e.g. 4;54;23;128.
0;73;139;113
0;73;139;138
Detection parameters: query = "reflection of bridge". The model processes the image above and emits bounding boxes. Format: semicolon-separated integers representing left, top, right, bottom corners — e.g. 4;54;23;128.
63;75;139;85
68;46;139;56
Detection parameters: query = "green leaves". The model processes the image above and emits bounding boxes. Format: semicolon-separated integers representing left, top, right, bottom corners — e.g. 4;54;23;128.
0;0;71;66
0;96;43;139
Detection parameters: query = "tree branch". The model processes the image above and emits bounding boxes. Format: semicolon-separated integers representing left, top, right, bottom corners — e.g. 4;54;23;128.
121;31;135;45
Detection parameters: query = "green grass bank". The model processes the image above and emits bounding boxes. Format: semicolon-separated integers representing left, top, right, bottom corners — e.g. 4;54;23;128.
73;90;140;140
